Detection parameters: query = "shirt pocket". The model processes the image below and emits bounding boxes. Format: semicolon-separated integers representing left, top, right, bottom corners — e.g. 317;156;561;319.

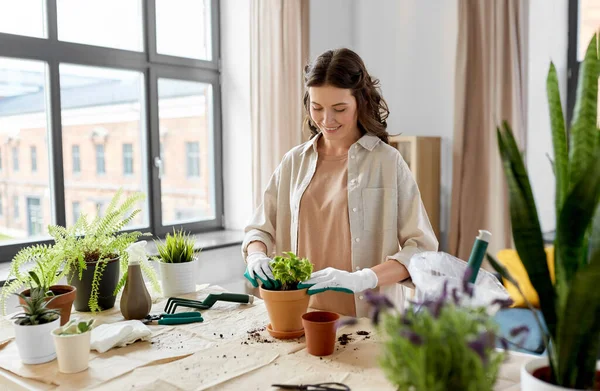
362;188;396;232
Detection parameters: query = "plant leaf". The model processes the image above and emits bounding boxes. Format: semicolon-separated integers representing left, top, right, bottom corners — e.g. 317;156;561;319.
569;34;600;192
497;124;557;339
555;257;600;388
547;62;569;214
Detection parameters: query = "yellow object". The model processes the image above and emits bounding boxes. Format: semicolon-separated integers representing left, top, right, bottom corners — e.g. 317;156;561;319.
496;247;555;308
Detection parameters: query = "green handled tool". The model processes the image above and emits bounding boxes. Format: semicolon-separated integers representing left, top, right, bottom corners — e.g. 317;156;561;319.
466;230;492;283
164;293;254;314
143;311;204;325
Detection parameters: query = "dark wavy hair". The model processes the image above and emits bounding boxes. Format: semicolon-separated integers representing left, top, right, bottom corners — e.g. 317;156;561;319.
303;48;390;144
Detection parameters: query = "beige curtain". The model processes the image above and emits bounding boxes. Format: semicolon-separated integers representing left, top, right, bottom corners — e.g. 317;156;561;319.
449;0;529;261
250;0;309;208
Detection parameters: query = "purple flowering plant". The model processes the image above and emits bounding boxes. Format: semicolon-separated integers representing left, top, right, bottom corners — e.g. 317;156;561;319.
352;267;521;391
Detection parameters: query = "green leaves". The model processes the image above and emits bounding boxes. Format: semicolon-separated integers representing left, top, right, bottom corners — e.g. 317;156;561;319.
271;251;314;290
496;122;557;338
12;289;59;326
155;229;197;264
59;318;95;335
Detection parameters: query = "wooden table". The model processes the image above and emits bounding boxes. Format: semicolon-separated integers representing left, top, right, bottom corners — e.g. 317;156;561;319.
0;285;534;390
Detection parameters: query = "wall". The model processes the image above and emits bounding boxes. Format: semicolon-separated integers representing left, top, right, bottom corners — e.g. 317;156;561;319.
220;0;253;231
309;0;458;250
527;0;569;233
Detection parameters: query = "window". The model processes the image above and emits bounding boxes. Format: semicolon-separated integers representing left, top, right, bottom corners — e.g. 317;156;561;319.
0;197;3;216
567;0;600;123
123;144;133;175
95;144;105;175
0;1;221;257
95;202;104;217
26;197;42;236
0;147;2;170
72;201;80;224
30;146;37;172
13;196;19;220
12;146;18;172
186;142;201;178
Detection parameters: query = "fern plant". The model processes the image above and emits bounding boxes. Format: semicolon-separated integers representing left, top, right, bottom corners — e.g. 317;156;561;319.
154;229;197;264
271;252;313;290
0;189;160;314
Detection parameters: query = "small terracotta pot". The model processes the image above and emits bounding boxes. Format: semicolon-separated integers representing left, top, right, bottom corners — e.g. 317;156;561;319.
259;286;310;333
20;285;77;326
302;311;340;356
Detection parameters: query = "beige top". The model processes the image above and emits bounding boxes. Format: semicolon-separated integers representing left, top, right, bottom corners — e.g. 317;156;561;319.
297;153;356;317
242;133;439;317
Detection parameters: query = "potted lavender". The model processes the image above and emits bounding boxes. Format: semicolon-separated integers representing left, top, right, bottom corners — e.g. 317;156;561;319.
357;269;515;391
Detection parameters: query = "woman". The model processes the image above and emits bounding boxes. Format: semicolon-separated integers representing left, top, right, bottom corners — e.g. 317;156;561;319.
242;48;438;317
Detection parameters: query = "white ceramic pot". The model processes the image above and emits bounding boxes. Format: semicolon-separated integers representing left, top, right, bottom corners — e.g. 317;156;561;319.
13;318;60;364
52;329;91;373
521;357;600;391
159;257;198;297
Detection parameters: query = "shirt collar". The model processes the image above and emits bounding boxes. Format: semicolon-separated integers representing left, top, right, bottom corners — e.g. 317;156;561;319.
300;132;381;156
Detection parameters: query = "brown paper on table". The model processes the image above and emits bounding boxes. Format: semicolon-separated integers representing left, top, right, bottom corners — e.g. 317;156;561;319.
91;342;280;391
0;326;216;390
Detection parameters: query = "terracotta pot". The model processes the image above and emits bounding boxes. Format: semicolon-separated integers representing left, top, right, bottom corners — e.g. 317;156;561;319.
521;357;600;390
259;286;310;333
20;285;76;326
302;311;340;356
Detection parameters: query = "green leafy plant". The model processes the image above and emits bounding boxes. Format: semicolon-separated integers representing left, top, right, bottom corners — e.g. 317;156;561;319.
154;229;197;264
0;189;160;314
492;34;600;389
58;318;95;335
12;288;60;326
359;273;510;391
271;251;313;290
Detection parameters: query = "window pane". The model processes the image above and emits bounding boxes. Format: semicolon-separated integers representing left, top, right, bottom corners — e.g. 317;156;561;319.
0;57;54;244
158;78;216;225
123;143;133;175
72;201;80;224
579;0;600;60
0;0;46;38
57;0;143;52
60;64;148;228
156;0;212;60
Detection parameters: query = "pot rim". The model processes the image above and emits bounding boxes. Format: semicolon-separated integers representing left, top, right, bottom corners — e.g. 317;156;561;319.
21;285;76;296
302;311;340;324
522;357;600;390
13;317;60;328
52;328;92;338
158;256;198;266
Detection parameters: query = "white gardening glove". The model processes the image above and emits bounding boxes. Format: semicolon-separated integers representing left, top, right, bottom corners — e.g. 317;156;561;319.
243;252;279;289
298;267;379;295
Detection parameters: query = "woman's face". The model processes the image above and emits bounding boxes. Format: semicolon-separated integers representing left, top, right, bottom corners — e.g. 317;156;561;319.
309;85;360;143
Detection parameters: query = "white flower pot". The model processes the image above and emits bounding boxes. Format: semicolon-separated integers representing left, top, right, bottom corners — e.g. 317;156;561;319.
521;357;600;391
13;318;60;364
52;329;91;373
159;258;198;297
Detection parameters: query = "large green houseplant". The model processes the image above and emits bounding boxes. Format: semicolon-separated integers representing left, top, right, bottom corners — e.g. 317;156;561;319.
491;34;600;389
1;190;160;313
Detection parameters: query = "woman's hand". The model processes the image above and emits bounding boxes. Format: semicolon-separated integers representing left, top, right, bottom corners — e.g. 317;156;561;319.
243;252;279;290
298;267;378;295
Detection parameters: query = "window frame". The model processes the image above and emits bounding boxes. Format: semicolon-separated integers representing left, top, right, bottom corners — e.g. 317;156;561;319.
0;0;223;261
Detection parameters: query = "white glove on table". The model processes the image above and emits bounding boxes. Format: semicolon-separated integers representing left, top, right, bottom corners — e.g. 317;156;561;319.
90;320;152;353
298;267;379;295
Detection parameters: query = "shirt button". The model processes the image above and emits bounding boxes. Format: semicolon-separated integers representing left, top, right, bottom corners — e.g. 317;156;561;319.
352;208;357;212
350;155;355;159
355;238;360;243
359;295;364;300
355;266;361;271
350;179;356;185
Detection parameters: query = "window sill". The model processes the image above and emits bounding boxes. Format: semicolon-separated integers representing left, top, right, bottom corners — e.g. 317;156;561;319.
0;229;244;286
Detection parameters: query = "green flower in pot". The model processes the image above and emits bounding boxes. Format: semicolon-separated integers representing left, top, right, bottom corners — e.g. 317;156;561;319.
259;251;313;338
154;228;200;297
52;318;95;374
488;34;600;389
0;248;76;326
12;288;61;364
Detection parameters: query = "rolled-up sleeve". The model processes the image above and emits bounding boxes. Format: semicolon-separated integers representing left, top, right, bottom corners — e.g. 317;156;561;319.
241;165;281;261
386;154;439;274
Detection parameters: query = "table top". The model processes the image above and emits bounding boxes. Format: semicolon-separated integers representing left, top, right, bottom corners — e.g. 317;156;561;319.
0;284;534;390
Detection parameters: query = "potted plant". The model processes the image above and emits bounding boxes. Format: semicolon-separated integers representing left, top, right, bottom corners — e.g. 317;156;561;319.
52;318;94;373
1;253;76;326
154;229;199;297
259;251;313;338
12;288;61;364
489;33;600;390
356;274;509;391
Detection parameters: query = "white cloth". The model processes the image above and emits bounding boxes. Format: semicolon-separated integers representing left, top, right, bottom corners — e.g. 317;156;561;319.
90;320;152;353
